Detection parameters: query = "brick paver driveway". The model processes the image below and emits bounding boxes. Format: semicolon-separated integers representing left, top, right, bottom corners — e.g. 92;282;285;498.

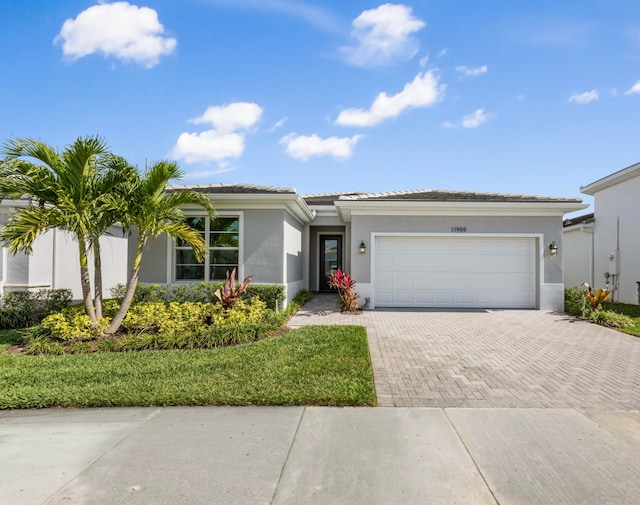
290;298;640;409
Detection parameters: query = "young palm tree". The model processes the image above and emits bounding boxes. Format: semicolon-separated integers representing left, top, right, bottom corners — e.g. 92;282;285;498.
106;160;215;334
0;136;119;322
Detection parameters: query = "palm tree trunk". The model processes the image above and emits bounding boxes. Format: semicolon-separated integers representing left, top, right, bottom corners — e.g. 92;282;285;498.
93;239;103;319
107;238;143;334
79;239;97;323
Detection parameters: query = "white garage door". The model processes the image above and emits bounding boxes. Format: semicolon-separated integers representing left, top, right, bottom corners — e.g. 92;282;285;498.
374;236;536;308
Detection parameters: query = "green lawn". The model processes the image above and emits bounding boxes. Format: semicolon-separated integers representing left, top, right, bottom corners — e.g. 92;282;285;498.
603;302;640;337
0;326;376;409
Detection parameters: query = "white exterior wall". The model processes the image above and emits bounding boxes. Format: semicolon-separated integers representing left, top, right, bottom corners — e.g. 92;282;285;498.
283;212;303;305
52;228;128;300
562;226;593;288
592;177;640;304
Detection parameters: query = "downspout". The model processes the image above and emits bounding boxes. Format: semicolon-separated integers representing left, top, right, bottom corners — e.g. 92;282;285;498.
0;246;5;304
579;225;595;287
51;229;57;290
615;216;620;302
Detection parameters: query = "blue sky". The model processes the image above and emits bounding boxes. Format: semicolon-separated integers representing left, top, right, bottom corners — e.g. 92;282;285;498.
1;1;640;213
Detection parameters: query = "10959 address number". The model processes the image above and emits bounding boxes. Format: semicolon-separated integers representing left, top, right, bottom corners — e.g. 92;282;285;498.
451;227;467;232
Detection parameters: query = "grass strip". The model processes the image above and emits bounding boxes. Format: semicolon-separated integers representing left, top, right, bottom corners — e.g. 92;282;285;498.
602;302;640;337
0;326;376;409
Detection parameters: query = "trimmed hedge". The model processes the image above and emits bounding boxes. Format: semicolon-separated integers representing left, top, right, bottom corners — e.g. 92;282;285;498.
564;286;590;317
110;282;286;311
0;289;72;329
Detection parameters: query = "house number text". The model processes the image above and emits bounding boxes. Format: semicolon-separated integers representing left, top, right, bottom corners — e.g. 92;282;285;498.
451;227;467;232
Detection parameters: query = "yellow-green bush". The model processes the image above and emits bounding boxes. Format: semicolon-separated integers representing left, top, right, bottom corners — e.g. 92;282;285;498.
26;296;284;354
40;312;109;341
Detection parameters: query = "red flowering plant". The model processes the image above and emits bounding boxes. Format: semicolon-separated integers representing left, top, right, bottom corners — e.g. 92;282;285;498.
327;269;360;312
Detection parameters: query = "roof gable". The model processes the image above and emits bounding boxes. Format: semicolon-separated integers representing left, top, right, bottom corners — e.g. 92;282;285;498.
581;162;640;195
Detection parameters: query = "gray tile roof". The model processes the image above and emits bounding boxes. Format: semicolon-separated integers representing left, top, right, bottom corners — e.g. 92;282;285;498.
563;213;595;228
305;189;583;204
168;183;296;195
303;192;366;206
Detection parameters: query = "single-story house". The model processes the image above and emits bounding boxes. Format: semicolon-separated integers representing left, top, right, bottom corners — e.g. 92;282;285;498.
564;162;640;304
134;184;586;311
0;199;128;300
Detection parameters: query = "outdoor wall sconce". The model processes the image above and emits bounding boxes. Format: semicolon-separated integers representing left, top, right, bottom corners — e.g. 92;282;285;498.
359;241;367;254
549;241;558;257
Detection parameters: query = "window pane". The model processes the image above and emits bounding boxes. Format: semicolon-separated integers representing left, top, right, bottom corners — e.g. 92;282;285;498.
211;265;237;281
176;265;205;280
212;249;239;264
186;216;206;231
176;249;203;265
210;233;239;247
211;217;239;232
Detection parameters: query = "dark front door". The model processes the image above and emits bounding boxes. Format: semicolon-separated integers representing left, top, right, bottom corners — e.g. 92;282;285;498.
319;235;342;291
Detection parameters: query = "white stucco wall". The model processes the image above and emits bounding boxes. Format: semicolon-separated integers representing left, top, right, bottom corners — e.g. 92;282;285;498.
283;212;303;303
562;226;593;288
53;228;129;300
592;176;640;304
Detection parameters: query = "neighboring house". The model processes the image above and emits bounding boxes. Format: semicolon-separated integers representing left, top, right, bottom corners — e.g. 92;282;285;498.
562;213;595;288
576;162;640;304
135;184;586;311
0;199;128;300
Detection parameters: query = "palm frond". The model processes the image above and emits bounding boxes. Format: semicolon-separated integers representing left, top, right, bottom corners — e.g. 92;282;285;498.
0;206;61;254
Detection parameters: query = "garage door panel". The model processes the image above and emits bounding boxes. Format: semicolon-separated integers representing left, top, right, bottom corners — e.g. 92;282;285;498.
375;237;536;309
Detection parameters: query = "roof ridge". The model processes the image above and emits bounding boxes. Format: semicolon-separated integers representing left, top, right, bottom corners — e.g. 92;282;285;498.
168;182;295;193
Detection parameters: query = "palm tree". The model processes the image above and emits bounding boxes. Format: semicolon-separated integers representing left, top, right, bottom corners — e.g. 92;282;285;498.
106;160;215;334
0;136;121;322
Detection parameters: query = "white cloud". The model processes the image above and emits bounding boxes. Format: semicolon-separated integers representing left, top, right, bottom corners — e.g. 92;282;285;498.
268;117;288;132
172;131;244;164
461;109;491;128
280;133;363;161
191;102;263;132
341;3;425;67
625;80;640;95
54;2;176;68
335;71;444;127
456;65;488;77
419;54;429;68
172;102;263;165
442;120;456;128
437;48;447;58
568;90;599;104
183;166;238;180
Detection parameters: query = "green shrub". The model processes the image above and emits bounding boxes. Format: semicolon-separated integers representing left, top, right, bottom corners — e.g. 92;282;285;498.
23;335;66;355
0;289;72;328
589;310;633;328
292;289;313;306
109;282;286;310
243;285;286;310
0;308;32;330
564;286;591;317
23;295;284;354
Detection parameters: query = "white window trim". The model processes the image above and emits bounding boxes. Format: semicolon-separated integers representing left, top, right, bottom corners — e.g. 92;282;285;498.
169;211;244;283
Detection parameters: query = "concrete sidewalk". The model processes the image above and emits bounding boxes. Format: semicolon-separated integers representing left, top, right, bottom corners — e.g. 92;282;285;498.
2;406;640;505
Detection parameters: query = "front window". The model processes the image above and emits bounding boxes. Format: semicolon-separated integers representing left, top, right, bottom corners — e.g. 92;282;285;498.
175;215;240;281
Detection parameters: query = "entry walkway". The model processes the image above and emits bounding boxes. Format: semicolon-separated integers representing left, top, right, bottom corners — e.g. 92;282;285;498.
289;295;640;409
